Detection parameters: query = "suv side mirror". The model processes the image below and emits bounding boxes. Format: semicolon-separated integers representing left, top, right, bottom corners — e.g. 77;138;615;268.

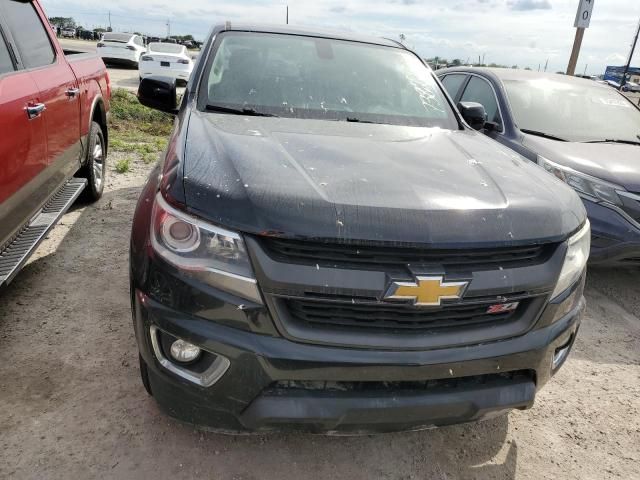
138;76;178;115
458;101;487;131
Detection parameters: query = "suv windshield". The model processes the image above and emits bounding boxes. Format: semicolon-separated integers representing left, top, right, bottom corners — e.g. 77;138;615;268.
504;78;640;143
200;32;457;128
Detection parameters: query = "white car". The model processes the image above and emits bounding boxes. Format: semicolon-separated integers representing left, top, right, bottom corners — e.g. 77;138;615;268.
97;33;146;67
61;28;76;38
139;43;194;84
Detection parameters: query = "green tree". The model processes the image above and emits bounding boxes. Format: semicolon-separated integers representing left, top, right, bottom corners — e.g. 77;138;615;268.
49;16;75;28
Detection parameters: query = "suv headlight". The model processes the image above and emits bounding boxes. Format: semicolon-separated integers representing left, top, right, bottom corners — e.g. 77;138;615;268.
552;221;591;300
538;156;624;206
150;193;262;304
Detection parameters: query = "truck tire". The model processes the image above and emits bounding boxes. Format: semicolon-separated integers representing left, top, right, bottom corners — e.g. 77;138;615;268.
79;121;106;201
139;354;152;396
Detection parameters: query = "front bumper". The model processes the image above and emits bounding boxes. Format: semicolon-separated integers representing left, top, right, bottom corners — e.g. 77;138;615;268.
584;198;640;266
133;288;584;433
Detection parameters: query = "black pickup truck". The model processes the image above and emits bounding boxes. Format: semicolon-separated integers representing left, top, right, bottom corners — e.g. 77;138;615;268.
130;24;589;433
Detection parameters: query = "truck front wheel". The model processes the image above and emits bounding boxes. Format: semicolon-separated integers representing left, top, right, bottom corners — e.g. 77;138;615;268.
79;121;106;201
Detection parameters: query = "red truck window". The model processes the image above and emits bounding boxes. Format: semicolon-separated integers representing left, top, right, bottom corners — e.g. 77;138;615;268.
2;0;55;69
0;31;13;75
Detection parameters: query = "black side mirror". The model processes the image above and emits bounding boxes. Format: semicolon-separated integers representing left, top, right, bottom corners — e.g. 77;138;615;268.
458;101;487;131
138;76;178;115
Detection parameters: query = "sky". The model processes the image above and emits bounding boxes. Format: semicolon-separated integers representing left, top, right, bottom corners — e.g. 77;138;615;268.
41;0;640;75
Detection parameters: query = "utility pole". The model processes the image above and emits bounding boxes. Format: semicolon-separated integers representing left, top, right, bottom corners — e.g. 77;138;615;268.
567;0;595;75
583;64;588;76
286;5;289;25
620;18;640;89
108;11;111;30
166;19;171;38
544;58;549;72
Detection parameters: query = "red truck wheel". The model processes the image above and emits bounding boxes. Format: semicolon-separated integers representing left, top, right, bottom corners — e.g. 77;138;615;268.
80;121;106;201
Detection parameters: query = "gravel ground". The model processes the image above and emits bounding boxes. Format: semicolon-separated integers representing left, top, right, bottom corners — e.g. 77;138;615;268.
0;155;638;480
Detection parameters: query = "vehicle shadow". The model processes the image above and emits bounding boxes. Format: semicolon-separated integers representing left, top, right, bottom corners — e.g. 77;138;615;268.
174;415;518;480
0;184;518;479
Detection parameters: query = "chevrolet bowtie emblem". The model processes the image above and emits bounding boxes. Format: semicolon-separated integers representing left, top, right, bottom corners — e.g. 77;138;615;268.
384;276;469;307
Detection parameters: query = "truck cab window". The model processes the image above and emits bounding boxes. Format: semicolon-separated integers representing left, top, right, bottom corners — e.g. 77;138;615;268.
2;0;55;69
0;32;13;75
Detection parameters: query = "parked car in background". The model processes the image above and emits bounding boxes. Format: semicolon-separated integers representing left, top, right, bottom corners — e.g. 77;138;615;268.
61;27;75;38
621;81;640;93
437;68;640;265
0;0;110;288
130;24;588;434
97;32;146;67
139;42;193;84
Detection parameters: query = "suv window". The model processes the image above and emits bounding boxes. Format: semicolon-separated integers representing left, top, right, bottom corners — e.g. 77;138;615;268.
441;74;467;99
0;31;14;75
133;36;144;47
460;76;502;128
2;0;55;69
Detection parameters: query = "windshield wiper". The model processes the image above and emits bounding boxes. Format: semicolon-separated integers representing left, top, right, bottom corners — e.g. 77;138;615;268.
345;117;382;124
584;138;640;146
520;129;568;142
205;105;277;117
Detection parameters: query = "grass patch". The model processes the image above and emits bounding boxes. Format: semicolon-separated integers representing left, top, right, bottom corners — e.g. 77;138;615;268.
108;89;173;168
142;152;158;164
109;88;174;138
114;158;132;173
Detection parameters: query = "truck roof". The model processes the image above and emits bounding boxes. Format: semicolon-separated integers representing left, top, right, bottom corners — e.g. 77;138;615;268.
215;23;405;49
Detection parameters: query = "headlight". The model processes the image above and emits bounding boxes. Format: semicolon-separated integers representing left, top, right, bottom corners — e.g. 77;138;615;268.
538;156;624;206
150;193;262;303
552;221;591;300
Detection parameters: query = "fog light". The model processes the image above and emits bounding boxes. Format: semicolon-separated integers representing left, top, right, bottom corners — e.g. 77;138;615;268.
170;339;201;363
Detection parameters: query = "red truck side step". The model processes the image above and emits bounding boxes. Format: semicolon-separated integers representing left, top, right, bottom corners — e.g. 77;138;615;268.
0;178;86;288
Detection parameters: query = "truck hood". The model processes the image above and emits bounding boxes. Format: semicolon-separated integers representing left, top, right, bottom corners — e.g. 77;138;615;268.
523;135;640;192
181;112;585;246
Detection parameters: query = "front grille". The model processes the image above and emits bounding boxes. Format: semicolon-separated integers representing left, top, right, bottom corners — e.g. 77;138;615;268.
260;237;552;270
284;297;527;333
270;370;535;393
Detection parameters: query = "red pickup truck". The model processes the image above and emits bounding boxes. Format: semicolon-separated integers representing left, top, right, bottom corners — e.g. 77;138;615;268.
0;0;110;288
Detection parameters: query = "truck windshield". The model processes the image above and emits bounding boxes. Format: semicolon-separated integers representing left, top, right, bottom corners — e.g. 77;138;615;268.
200;32;457;128
504;78;640;143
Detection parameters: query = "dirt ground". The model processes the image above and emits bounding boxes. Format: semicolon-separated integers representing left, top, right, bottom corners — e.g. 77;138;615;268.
0;154;639;480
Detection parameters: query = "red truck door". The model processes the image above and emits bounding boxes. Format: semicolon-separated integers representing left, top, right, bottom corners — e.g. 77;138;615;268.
0;21;49;247
1;0;81;178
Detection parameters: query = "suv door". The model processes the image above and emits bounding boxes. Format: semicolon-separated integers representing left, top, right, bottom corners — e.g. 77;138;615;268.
0;20;48;249
1;0;81;183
